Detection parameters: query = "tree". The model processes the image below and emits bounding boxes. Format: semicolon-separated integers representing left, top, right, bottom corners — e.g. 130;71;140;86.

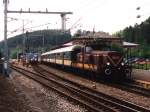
0;29;72;59
74;29;82;37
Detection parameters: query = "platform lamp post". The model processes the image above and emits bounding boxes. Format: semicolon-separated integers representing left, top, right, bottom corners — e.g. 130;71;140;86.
136;6;141;69
3;0;9;77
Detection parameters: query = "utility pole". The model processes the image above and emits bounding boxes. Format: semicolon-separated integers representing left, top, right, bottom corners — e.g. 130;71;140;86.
3;0;9;76
42;34;44;53
25;31;29;53
22;20;25;56
61;14;66;32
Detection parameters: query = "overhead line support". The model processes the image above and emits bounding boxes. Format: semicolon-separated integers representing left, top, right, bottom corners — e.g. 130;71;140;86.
7;10;73;31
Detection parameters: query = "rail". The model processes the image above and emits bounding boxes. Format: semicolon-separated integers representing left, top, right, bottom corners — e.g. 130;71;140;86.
11;65;150;112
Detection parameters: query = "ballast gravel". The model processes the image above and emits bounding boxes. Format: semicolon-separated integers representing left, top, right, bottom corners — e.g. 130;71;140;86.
11;70;87;112
39;64;150;109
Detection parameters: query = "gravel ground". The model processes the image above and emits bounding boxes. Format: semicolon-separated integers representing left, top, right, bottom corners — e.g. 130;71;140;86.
11;70;87;112
0;74;38;112
39;64;150;109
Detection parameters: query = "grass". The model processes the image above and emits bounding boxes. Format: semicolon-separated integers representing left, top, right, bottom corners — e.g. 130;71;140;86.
132;63;150;70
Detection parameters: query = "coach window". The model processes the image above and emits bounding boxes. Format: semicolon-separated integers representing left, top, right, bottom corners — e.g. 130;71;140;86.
85;46;93;53
50;54;53;59
56;53;60;59
64;52;67;59
50;54;52;58
64;52;71;60
48;54;51;59
58;53;62;59
60;53;63;59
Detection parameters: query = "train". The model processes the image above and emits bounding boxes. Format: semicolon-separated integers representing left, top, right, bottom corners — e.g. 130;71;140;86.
18;53;39;66
40;38;132;80
26;53;40;64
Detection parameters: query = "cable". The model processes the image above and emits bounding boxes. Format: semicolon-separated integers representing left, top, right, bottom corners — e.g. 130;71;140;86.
25;23;51;30
69;0;110;31
8;22;51;36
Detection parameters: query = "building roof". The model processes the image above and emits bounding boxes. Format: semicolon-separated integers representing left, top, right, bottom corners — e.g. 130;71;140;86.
123;41;139;48
42;45;81;55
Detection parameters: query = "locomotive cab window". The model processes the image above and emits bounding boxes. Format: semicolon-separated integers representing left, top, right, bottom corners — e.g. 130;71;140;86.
64;52;71;60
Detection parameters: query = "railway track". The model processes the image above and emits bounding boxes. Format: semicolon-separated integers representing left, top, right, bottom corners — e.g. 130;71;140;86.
97;79;150;97
11;65;150;112
95;78;150;97
119;82;150;97
41;63;150;97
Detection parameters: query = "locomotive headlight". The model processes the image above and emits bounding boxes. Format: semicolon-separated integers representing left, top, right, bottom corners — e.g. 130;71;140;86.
107;62;110;66
121;62;124;66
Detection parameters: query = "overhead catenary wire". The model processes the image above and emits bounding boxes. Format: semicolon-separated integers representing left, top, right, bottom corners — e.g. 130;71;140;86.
69;0;109;32
7;22;52;37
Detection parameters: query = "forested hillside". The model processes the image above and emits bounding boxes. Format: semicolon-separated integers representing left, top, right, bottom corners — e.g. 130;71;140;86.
114;17;150;44
114;17;150;58
0;30;71;58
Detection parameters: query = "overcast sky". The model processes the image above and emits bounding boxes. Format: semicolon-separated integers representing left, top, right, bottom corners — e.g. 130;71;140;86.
0;0;150;41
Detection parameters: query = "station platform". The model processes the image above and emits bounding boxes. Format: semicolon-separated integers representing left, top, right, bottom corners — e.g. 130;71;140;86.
132;69;150;88
132;69;150;82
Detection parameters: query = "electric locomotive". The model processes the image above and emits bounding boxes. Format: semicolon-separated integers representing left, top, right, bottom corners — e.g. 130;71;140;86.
41;37;131;80
26;53;39;64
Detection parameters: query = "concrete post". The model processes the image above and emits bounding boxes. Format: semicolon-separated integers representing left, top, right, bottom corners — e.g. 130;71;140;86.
3;0;9;76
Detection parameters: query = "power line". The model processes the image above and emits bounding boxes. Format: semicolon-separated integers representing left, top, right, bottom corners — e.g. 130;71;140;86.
25;23;51;30
69;0;110;33
8;19;32;36
8;22;52;36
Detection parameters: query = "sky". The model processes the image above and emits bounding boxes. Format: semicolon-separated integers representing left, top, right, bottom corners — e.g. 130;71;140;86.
0;0;150;41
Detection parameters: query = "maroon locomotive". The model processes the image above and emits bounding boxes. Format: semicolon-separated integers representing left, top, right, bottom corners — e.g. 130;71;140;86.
41;37;132;80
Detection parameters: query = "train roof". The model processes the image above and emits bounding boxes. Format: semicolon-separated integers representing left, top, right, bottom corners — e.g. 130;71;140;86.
42;45;82;56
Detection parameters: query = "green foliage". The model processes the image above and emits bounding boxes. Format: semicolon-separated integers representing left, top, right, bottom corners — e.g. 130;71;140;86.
114;16;150;58
111;44;124;54
9;48;22;59
129;44;150;58
74;29;82;37
11;50;17;59
140;45;150;58
113;17;150;45
112;30;123;37
0;30;71;59
132;63;150;70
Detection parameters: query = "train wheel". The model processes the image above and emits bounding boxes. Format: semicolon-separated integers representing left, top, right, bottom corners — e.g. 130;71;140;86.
125;68;132;79
104;68;112;75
